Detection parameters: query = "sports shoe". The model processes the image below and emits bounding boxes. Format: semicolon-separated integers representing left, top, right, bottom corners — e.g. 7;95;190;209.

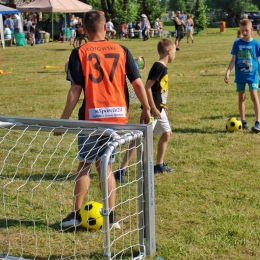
251;121;260;133
109;211;120;229
114;168;126;184
242;120;249;130
61;210;81;228
154;163;174;174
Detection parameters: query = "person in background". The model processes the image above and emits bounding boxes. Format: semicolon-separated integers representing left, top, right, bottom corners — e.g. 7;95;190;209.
69;14;78;45
257;21;260;36
224;19;260;132
55;10;150;230
115;39;176;182
185;14;194;43
4;15;14;43
4;24;12;46
29;22;36;46
158;18;165;31
120;21;128;38
173;10;185;50
75;18;84;46
59;14;66;43
179;10;186;30
106;18;116;38
154;18;160;36
13;14;22;34
135;19;141;30
26;17;33;32
141;14;148;41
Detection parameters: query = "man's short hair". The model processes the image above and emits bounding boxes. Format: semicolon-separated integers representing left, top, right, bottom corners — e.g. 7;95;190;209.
83;10;105;34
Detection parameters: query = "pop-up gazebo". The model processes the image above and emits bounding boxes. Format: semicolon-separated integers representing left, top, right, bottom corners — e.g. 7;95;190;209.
17;0;92;40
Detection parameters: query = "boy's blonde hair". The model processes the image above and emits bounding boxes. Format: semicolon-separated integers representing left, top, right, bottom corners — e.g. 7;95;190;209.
157;39;175;55
240;19;252;27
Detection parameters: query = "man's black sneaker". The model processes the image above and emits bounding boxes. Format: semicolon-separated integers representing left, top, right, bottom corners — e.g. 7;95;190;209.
109;210;120;229
61;210;81;228
114;168;126;183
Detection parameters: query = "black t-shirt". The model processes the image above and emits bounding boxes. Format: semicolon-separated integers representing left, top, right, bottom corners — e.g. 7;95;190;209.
174;18;183;31
147;62;168;112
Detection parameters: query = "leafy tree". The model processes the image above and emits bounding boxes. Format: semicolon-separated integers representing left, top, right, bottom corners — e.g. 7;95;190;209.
193;0;208;29
139;0;162;23
205;0;259;27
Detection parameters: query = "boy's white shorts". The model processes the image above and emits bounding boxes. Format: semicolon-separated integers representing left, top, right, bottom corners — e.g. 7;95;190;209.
152;108;172;135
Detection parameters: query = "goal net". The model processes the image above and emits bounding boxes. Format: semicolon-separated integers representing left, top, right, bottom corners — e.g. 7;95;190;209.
0;116;155;260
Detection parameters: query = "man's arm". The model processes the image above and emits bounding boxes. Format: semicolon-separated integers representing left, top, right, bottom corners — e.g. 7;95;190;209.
174;17;184;25
60;83;82;120
54;84;82;136
131;78;151;124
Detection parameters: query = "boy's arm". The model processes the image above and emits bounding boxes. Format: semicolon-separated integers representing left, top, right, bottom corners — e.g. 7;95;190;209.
258;56;260;75
131;78;151;124
224;55;236;83
145;79;161;119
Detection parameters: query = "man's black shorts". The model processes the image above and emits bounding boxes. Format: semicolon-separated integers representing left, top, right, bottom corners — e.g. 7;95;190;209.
176;30;183;39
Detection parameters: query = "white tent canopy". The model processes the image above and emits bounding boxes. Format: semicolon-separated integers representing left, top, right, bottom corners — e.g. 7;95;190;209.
17;0;92;40
17;0;92;13
0;4;21;49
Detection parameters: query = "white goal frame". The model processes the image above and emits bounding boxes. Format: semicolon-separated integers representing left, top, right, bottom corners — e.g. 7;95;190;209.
0;116;156;260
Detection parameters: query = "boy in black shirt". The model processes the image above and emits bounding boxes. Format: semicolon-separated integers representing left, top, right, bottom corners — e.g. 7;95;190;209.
115;39;176;182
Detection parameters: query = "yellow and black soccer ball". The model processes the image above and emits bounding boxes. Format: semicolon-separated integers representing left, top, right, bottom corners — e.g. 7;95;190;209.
226;117;242;132
79;201;103;230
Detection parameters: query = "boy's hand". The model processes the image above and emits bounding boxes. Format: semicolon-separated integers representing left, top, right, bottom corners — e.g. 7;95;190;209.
224;73;229;83
152;108;161;119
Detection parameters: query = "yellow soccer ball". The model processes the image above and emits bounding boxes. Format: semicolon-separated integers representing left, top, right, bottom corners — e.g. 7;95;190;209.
226;117;242;132
79;201;103;230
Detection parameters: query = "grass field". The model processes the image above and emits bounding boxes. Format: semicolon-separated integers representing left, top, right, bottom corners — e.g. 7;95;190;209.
1;26;260;260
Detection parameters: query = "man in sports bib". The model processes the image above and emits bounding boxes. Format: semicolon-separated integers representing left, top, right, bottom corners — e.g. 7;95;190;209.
56;10;150;230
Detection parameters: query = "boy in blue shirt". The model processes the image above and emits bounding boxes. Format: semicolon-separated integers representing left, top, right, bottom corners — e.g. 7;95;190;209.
224;19;260;132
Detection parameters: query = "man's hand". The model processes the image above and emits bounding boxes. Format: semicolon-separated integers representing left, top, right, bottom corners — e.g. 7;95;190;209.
140;109;151;124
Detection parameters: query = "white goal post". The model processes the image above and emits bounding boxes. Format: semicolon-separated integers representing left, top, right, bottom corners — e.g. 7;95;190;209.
0;116;156;260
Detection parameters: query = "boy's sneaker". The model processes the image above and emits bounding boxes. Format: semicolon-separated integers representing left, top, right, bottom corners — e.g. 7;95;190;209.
162;163;174;173
251;121;260;133
61;210;81;228
109;211;120;229
242;120;249;130
114;168;126;184
154;163;174;174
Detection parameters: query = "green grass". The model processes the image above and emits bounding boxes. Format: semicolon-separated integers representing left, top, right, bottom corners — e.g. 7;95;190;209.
1;27;260;259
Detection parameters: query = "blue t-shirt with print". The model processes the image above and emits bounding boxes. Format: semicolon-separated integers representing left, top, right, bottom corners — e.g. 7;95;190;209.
231;38;260;84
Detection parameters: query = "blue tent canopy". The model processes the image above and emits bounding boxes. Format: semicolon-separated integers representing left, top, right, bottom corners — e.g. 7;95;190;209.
0;4;20;14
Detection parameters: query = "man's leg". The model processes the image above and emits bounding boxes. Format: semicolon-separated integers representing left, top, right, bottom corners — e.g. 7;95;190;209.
61;161;91;228
73;161;91;210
